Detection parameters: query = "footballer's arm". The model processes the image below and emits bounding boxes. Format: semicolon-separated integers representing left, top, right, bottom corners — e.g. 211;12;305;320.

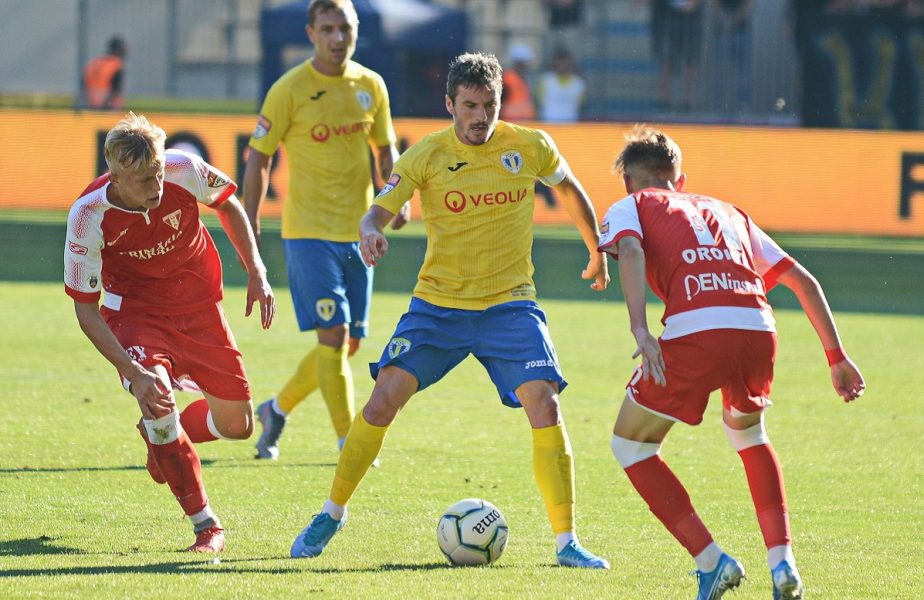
554;173;609;291
359;204;396;266
214;195;275;329
242;148;273;246
73;301;172;416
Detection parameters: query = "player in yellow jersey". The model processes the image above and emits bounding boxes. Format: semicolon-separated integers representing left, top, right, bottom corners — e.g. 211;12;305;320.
243;0;408;461
290;52;611;568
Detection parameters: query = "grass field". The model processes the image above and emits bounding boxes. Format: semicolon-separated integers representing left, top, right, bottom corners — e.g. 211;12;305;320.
1;281;922;599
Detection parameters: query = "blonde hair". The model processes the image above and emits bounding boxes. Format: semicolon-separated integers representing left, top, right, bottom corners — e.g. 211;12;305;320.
614;124;682;181
104;112;166;174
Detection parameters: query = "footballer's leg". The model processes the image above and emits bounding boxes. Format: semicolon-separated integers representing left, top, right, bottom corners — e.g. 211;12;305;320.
724;410;802;600
255;348;320;459
517;380;609;569
290;366;417;558
316;324;356;450
612;399;743;598
138;365;223;552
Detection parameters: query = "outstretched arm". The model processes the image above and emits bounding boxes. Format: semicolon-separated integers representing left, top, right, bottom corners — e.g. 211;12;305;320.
553;173;610;291
214;195;275;329
776;262;865;402
616;236;666;386
359;204;397;267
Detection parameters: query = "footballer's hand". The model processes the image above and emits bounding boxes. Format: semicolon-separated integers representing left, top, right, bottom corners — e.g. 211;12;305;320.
348;337;361;357
632;328;666;387
131;372;175;419
390;201;411;230
360;230;389;267
582;251;609;291
246;272;275;329
831;358;866;402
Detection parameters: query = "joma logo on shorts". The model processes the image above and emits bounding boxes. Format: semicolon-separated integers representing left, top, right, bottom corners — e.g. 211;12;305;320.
525;359;555;369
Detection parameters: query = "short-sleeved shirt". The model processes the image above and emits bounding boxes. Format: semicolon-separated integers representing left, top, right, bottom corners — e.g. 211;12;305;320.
598;188;795;339
249;60;396;241
64;149;237;315
374;121;569;310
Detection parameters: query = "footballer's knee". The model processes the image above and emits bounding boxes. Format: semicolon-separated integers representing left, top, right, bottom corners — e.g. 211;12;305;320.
723;411;769;451
517;381;561;428
317;324;349;349
212;413;254;440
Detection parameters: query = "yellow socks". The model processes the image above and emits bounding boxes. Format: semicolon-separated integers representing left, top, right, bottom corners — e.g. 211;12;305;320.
330;411;388;506
277;344;355;441
276;347;319;414
317;343;355;439
532;423;576;535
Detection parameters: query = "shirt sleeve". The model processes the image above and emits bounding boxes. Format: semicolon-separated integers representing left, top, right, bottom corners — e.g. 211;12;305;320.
249;80;290;156
535;129;571;186
373;148;421;214
165;150;237;207
369;73;397;147
63;203;104;303
747;217;795;289
597;195;643;257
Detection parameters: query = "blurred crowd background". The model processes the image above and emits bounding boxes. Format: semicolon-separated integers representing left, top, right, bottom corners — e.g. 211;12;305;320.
2;0;924;129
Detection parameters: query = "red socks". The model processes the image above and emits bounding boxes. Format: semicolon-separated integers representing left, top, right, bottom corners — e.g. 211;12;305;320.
180;399;218;443
738;444;791;548
624;455;714;556
148;429;208;516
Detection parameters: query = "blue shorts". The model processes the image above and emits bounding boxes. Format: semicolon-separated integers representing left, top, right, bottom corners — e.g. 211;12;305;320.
370;298;567;408
284;239;373;338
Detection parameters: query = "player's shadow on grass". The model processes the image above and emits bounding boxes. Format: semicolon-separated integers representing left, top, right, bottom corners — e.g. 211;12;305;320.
0;459;217;475
0;536;80;557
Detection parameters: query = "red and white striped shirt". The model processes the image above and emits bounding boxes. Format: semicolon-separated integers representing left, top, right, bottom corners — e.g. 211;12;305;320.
64;149;237;315
598;188;795;339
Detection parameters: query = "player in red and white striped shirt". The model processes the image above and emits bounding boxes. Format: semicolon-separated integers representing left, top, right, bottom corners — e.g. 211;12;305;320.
64;113;275;553
599;126;865;600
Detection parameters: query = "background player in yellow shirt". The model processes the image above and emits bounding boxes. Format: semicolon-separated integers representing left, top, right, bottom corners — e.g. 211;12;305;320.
290;52;611;569
243;0;408;461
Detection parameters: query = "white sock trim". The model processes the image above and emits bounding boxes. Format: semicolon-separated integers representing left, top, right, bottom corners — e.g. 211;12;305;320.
190;505;219;526
723;415;770;451
206;410;232;441
768;544;796;569
611;435;661;468
694;542;723;572
322;499;346;521
143;411;181;445
555;531;576;552
271;397;288;417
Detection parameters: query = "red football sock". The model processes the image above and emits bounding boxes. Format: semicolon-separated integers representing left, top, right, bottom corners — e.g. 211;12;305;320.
150;429;208;515
180;399;218;443
625;455;714;556
738;443;791;548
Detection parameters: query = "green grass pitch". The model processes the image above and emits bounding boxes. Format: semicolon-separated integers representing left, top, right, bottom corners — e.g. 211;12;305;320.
1;282;922;598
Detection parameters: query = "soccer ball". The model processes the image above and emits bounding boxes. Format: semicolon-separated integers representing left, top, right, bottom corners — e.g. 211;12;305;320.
437;498;508;566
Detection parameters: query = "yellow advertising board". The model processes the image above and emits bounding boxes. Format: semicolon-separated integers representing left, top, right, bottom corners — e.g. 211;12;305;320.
2;110;923;236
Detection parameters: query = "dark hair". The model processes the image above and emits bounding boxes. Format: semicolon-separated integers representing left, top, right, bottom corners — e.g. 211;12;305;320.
614;124;682;179
108;37;126;55
446;52;503;101
307;0;357;26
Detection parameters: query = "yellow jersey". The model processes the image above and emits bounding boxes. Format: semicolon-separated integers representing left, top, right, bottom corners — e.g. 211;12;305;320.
250;60;396;241
375;121;569;310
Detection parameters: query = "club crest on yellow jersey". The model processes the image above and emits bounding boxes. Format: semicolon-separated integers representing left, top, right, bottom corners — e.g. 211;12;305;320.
356;90;372;110
500;150;523;174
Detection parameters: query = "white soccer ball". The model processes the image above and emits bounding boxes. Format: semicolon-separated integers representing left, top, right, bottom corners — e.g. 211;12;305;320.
437;498;508;566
